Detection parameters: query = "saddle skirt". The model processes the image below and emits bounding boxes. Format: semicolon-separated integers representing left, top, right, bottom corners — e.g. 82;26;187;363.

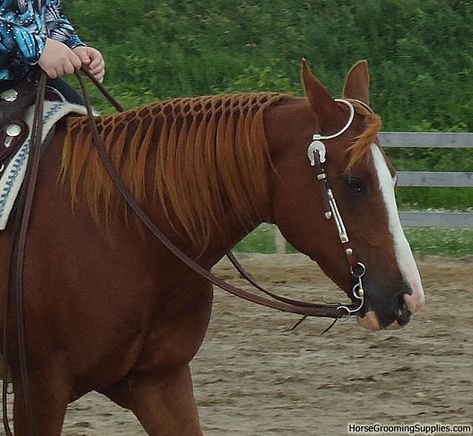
0;98;87;229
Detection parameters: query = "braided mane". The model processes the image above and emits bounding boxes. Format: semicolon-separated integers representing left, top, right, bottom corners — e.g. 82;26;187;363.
61;92;284;250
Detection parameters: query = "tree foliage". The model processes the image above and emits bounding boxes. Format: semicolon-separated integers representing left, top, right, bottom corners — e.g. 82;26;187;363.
64;0;473;130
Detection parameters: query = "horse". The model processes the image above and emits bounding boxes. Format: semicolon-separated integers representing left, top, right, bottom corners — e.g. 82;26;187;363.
0;59;424;435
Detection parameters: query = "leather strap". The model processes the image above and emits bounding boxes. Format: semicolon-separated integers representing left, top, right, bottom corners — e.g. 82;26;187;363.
225;252;346;309
80;69;124;112
0;81;36;128
2;74;46;436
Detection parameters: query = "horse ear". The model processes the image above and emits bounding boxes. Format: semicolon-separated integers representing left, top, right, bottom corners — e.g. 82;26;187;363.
342;60;370;105
301;58;338;125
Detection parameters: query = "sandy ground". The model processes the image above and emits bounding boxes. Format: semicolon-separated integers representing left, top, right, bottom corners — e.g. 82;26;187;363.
39;254;473;434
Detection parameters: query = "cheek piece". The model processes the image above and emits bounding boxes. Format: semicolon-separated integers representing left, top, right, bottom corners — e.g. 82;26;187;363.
307;98;374;319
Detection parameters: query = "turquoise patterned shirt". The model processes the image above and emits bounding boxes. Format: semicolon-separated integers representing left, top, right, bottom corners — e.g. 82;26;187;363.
0;0;84;80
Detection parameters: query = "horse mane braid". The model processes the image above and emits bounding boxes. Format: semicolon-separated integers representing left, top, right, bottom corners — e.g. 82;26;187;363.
60;92;284;251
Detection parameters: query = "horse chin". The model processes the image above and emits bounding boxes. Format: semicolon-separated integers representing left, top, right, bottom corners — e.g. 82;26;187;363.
356;311;406;331
356;311;382;331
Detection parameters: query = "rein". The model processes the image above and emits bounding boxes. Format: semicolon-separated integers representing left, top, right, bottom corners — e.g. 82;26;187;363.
2;74;47;436
2;70;367;435
75;71;351;319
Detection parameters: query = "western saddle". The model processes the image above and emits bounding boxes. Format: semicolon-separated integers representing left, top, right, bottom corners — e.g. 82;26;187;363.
0;81;36;175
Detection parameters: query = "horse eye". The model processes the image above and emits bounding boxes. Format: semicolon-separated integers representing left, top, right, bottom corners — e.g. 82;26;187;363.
345;176;366;195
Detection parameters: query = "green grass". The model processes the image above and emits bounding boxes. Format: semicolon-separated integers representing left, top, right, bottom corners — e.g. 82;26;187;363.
403;227;473;257
235;224;473;257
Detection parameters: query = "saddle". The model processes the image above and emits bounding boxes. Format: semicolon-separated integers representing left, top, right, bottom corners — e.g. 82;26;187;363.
0;81;36;174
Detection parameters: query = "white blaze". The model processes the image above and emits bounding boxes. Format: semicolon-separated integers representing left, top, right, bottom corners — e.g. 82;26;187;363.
371;144;425;313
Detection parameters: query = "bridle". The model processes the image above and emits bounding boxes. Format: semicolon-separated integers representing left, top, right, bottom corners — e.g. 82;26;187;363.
307;98;371;318
2;72;373;435
229;97;372;322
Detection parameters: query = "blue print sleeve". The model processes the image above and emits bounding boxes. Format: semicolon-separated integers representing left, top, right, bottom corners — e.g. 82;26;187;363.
44;0;84;49
0;16;46;65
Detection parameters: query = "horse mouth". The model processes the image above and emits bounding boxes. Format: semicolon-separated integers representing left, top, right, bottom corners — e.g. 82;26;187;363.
356;302;412;331
354;287;414;331
356;311;383;331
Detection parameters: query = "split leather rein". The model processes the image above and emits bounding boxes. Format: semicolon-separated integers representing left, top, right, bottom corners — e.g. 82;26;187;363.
2;70;367;435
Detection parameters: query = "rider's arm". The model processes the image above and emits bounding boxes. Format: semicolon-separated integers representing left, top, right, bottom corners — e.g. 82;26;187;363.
0;16;46;67
44;0;85;50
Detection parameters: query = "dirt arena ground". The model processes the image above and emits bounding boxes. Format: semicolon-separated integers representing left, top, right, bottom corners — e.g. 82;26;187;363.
58;253;472;435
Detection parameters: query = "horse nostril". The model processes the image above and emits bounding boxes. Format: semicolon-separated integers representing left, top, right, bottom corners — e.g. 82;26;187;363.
392;292;405;313
393;291;411;326
397;293;406;313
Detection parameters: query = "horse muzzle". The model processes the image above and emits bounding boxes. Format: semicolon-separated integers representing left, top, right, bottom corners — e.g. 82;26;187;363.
355;288;421;331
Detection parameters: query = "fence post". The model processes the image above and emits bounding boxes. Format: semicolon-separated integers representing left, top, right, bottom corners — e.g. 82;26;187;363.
274;226;286;254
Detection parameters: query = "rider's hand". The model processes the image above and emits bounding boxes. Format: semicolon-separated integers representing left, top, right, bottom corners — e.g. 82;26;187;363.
38;38;82;79
73;46;106;83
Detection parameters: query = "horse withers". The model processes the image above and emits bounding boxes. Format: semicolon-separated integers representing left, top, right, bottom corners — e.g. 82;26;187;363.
0;60;424;435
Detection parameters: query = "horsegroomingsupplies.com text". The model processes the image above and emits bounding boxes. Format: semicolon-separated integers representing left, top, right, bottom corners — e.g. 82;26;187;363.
347;422;473;435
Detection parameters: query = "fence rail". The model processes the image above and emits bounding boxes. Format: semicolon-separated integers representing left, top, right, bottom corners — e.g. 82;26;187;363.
379;131;473;148
399;212;473;228
398;171;473;188
382;131;473;229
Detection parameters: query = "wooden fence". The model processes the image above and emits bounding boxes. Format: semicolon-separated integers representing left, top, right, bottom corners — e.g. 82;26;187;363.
274;132;473;254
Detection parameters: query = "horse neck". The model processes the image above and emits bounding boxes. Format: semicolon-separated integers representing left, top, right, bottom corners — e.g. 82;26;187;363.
143;95;287;262
61;94;295;266
147;147;270;267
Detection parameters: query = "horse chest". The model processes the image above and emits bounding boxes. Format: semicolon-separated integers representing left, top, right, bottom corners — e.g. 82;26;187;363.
134;282;214;371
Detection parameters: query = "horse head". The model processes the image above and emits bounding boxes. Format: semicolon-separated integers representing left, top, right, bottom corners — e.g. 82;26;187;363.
268;60;424;331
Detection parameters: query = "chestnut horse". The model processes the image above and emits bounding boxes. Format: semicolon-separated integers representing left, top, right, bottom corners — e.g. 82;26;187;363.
0;60;424;435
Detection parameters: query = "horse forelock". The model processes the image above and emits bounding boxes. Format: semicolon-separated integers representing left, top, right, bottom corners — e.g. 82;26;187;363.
61;92;284;251
345;103;382;172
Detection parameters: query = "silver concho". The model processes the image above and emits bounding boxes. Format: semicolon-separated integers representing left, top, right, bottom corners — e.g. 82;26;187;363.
4;124;22;148
6;124;21;137
0;89;18;102
307;135;327;166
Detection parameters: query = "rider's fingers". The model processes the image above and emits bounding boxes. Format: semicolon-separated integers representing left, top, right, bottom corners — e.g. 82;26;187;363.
95;68;105;83
89;53;103;69
46;69;57;79
55;65;66;78
70;53;83;71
